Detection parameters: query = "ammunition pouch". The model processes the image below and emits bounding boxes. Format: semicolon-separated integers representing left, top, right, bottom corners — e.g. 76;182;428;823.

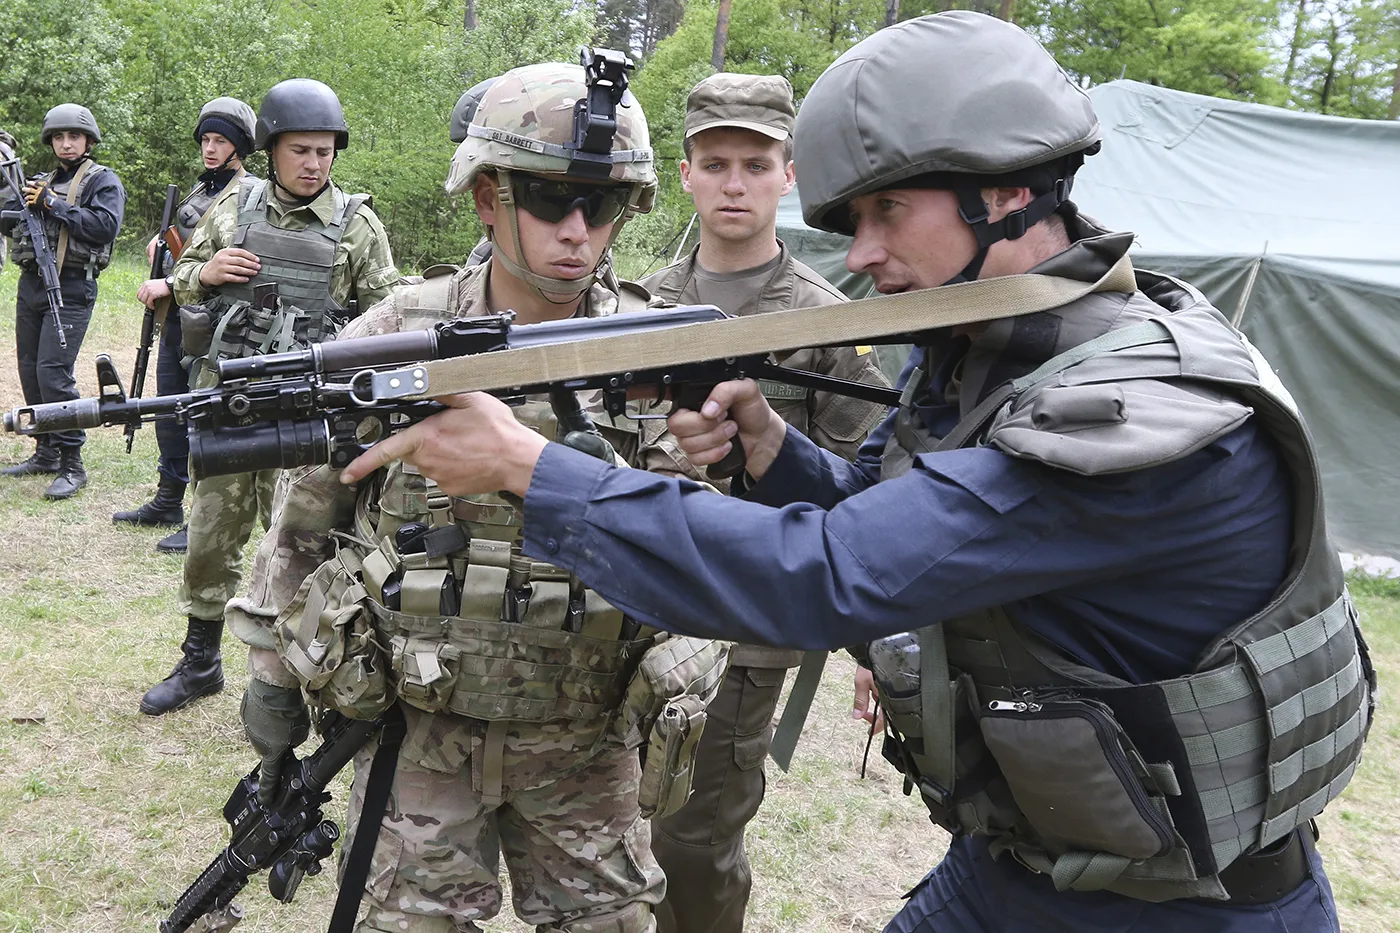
616;633;730;818
179;301;220;359
187;293;344;366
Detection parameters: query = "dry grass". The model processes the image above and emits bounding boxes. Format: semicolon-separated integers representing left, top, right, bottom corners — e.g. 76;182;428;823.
0;258;1396;932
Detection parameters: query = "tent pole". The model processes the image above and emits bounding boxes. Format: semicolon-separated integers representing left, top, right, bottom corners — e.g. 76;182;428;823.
1231;241;1269;328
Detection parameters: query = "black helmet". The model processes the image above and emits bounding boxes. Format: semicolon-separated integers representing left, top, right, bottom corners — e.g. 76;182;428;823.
449;77;497;144
255;79;349;150
41;104;101;145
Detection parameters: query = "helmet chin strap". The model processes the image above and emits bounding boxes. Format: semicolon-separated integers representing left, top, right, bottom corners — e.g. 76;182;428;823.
492;168;641;306
942;180;1070;285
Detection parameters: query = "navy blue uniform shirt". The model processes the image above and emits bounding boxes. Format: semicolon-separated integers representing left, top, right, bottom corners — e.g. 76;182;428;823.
524;341;1293;684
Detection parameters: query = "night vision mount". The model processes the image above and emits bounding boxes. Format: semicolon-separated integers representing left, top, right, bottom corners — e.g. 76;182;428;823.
568;46;633;179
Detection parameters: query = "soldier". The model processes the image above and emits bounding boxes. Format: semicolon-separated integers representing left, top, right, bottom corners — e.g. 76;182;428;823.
338;13;1366;933
0;104;126;499
228;58;725;933
140;78;399;717
113;97;259;554
638;73;888;933
0;128;16;273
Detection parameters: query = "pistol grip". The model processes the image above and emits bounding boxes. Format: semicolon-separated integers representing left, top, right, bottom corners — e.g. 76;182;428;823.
674;385;747;482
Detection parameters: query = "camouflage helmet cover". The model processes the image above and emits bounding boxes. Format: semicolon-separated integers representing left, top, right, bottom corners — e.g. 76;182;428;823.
194;97;257;146
446;62;655;210
41;104;101;144
795;11;1101;233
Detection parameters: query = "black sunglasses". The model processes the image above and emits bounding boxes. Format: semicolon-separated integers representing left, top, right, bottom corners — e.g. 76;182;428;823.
512;175;631;227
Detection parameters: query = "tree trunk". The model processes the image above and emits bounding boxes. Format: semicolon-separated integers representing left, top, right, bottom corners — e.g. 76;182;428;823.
464;0;476;31
1389;60;1400;119
884;0;899;28
1319;20;1339;113
1283;0;1308;90
997;0;1015;22
712;0;732;71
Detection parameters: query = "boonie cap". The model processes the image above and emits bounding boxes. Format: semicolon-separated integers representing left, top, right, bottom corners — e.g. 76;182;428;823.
684;73;795;141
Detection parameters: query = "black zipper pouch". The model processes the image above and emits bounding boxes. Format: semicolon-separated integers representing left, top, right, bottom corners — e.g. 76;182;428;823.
978;693;1175;861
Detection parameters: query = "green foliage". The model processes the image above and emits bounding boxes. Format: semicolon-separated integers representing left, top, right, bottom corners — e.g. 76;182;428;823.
462;0;598;83
0;0;129;168
1285;0;1400;117
1020;0;1287;103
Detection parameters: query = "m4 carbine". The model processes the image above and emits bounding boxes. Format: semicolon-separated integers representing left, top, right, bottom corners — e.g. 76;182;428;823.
0;154;68;348
1;304;900;481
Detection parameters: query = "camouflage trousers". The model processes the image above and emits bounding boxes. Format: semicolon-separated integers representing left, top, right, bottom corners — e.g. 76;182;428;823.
343;705;665;933
176;467;277;620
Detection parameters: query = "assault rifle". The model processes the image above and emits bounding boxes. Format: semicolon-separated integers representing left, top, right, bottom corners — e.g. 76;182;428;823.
160;710;390;933
0;154;67;348
1;305;901;481
125;183;181;452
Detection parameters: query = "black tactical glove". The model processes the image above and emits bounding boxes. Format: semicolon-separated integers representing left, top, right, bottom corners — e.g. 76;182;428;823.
23;179;56;212
240;679;311;806
560;428;617;465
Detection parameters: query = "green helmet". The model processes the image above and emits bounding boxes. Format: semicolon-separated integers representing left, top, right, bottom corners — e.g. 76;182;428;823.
796;11;1100;279
194;96;257;157
41;104;101;145
446;58;656;301
445;61;655;207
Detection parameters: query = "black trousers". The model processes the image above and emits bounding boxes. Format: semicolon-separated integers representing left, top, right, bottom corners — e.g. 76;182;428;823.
154;312;191;485
15;269;95;450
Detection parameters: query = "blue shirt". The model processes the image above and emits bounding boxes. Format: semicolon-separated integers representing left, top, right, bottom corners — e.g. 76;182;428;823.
523;344;1293;685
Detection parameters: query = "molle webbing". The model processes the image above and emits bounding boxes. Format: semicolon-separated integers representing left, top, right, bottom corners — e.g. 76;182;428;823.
12;161;112;273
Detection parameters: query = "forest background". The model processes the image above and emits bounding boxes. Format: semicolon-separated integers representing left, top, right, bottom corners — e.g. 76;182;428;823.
1;0;1399;270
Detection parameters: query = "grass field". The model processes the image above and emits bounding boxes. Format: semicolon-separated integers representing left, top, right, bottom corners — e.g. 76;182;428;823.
0;256;1396;932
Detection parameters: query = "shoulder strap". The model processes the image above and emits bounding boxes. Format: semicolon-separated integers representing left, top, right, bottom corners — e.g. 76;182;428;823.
54;158;93;274
233;177;266;247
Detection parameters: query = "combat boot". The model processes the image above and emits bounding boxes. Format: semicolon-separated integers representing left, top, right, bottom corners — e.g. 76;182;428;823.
156;525;189;554
1;441;60;477
139;617;225;716
113;478;186;527
42;448;87;500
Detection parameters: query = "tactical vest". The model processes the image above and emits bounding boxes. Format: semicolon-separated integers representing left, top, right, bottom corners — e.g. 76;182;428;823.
274;268;727;816
197;178;369;361
11;160;115;274
175;174;242;242
868;272;1373;902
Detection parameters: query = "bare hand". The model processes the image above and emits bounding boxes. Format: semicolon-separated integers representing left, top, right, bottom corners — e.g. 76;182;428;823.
199;247;261;286
137;277;171;308
339;393;548;497
853;665;885;733
146;234;160;265
667;379;787;482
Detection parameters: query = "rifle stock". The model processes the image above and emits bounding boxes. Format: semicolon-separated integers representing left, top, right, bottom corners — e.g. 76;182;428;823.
3;306;901;481
125;183;181;452
164;224;185;262
0;155;67;348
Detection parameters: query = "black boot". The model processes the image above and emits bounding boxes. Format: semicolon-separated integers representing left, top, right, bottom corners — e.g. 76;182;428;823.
2;441;60;477
139;617;225;716
43;448;87;500
156;525;189;553
113;478;186;526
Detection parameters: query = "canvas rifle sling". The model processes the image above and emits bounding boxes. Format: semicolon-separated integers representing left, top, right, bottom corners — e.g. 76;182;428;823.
409;255;1136;397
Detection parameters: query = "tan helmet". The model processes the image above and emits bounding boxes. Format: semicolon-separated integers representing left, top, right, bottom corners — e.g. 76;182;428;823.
796;11;1100;280
445;59;656;300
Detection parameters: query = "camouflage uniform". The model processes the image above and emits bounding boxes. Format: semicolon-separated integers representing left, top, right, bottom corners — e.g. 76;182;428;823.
229;263;674;933
171;179;399;622
231;61;727;933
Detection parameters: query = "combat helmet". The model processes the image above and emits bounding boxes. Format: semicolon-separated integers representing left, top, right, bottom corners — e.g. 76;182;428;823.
445;52;655;300
449;78;498;145
41;104;101;145
795;11;1101;282
255;79;349;151
194;96;257;158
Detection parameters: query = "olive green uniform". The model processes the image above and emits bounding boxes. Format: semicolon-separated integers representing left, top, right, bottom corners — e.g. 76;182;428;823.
639;242;889;933
172;179;399;623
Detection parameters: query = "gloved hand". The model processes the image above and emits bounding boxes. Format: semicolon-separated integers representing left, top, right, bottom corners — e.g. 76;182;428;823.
23;178;57;212
240;679;311;806
560;428;618;465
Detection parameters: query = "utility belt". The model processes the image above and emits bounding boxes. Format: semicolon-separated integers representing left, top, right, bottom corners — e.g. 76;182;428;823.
17;257;102;281
275;533;729;818
866;592;1370;903
179;292;346;365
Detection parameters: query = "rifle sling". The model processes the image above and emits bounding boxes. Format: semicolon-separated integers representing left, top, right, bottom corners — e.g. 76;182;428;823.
327;708;406;933
54;159;91;276
414;255;1135;396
